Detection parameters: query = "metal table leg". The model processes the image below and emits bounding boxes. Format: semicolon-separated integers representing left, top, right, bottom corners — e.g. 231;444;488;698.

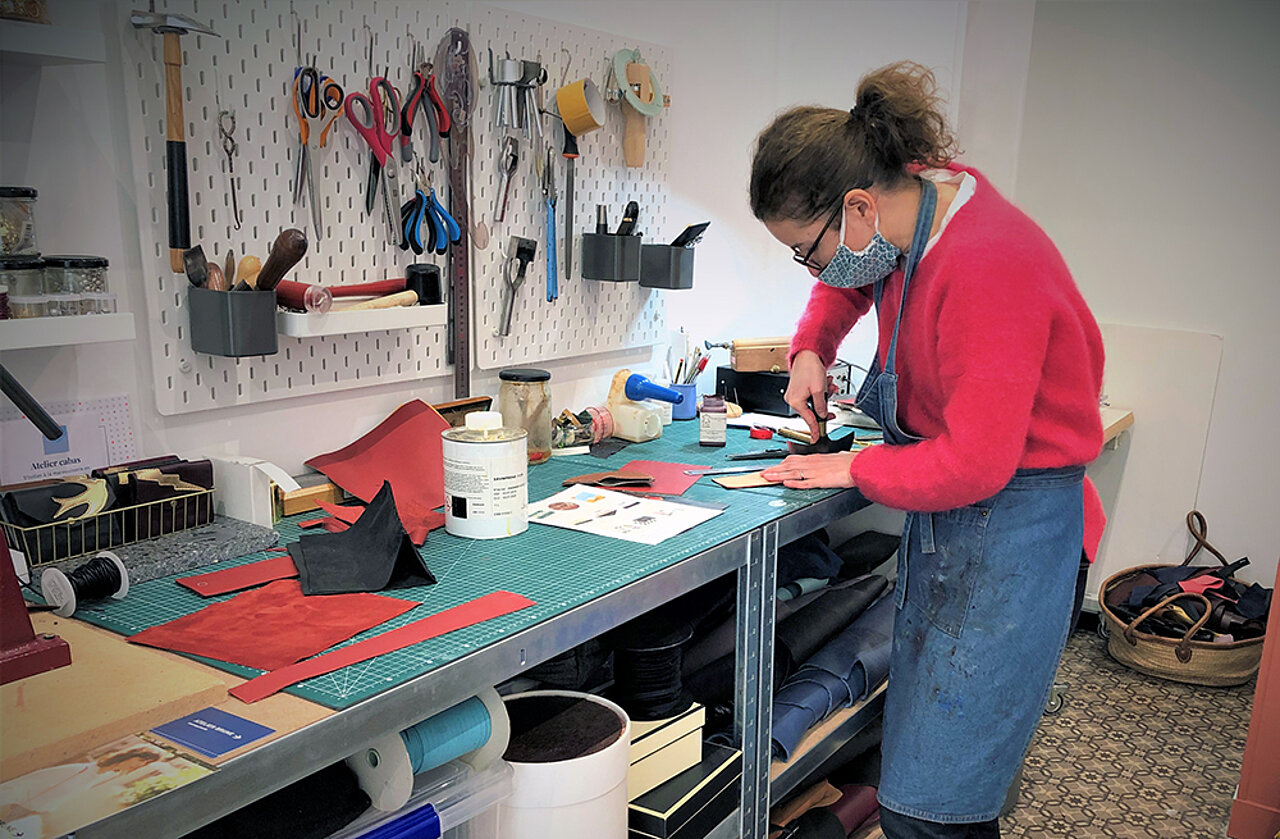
734;522;778;838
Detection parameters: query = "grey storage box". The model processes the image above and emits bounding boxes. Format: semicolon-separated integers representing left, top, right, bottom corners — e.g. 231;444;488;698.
188;287;278;357
640;244;695;290
581;233;641;282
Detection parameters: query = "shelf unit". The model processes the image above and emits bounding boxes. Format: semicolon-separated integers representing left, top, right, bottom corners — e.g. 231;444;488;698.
0;20;106;65
276;304;448;338
0;313;136;350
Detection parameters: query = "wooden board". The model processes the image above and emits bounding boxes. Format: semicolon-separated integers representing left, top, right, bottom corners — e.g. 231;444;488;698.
1;614;227;781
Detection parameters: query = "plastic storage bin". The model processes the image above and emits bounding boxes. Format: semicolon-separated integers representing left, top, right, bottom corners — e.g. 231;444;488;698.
330;759;515;839
188;287;279;357
639;244;695;290
580;234;641;282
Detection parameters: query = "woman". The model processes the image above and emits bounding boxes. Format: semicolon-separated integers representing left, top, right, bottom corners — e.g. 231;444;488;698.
752;62;1106;838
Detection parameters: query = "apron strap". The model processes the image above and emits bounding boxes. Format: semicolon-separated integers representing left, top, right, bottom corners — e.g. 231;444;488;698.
882;178;938;376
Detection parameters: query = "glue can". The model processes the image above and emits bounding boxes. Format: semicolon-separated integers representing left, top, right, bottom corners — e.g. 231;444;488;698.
442;411;528;539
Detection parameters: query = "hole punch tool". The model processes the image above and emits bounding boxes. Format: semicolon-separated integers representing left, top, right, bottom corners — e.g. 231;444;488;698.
492;136;519;223
345;71;402;242
498;236;537;338
292;63;345;242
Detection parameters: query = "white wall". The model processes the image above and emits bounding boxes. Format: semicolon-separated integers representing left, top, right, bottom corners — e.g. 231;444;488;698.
1014;1;1280;584
1;0;968;477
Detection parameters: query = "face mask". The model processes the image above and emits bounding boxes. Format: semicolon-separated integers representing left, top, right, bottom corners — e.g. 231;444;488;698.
816;206;902;289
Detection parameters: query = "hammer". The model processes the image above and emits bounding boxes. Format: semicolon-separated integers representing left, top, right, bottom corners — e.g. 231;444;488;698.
131;3;219;274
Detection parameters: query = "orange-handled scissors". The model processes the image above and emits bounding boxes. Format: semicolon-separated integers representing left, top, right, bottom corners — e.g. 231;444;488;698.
293;66;344;241
345;75;401;239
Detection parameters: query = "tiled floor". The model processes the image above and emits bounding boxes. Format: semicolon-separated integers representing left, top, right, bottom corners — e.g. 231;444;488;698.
1002;626;1256;838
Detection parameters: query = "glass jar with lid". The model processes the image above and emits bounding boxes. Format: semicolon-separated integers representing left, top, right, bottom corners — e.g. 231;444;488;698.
0;254;44;297
44;255;109;295
0;187;38;256
498;368;553;464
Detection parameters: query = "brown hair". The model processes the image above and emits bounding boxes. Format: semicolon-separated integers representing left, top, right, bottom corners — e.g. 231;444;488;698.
749;61;958;222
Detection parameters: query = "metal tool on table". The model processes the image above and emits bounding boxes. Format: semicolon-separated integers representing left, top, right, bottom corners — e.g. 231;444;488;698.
130;3;220;273
292;64;345;242
492;136;519;223
498;236;537;338
345;74;402;242
400;162;461;257
544;146;558;302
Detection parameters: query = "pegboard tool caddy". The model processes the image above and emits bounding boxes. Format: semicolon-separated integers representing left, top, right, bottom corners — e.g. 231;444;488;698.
121;1;672;416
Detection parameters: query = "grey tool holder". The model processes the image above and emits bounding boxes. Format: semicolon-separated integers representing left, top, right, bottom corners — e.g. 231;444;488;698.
188;287;279;357
640;244;695;290
581;233;641;282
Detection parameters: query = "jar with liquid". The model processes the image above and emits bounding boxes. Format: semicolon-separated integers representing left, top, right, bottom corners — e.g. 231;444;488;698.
498;368;553;464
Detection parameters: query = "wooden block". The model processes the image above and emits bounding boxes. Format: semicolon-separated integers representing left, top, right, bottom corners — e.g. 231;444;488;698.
2;614;227;781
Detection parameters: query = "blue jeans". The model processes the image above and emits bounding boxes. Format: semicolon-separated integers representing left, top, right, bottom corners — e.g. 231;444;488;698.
878;467;1084;823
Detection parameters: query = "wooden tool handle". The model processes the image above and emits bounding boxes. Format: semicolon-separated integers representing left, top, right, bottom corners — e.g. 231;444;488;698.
163;31;190;272
335;290;419;311
254;229;308;291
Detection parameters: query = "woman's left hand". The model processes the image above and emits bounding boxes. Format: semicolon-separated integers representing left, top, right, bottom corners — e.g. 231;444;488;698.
760;452;857;490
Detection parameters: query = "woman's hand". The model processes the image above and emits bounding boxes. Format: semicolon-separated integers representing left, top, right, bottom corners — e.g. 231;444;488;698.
760;452;857;490
786;350;837;442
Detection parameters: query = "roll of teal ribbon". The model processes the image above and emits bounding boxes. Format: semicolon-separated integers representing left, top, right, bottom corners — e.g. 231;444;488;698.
400;696;493;775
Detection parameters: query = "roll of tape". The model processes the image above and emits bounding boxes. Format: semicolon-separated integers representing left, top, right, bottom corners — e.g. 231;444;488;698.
556;78;606;136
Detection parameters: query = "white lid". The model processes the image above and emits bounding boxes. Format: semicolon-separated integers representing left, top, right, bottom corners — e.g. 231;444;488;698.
465;410;504;432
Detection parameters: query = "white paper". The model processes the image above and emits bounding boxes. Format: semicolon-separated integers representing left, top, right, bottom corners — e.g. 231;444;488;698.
528;485;723;546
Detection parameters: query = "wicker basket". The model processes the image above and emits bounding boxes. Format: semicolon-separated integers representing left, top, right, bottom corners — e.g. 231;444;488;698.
1099;511;1265;687
1100;563;1263;686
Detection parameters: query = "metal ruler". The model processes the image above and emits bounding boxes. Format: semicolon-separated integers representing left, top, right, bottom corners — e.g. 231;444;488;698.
439;28;475;398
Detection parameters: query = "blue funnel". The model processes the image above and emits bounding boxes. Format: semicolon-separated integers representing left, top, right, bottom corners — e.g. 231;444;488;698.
626;374;684;404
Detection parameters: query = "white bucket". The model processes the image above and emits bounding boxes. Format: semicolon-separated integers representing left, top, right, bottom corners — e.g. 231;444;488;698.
498;690;631;839
442;411;528;540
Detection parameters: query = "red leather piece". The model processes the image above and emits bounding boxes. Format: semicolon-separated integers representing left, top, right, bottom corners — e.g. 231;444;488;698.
129;579;417;671
305;400;451;545
177;555;299;596
230;591;536;703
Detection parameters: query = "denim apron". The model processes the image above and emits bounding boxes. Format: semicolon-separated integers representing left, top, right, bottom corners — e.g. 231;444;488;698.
854;180;1084;823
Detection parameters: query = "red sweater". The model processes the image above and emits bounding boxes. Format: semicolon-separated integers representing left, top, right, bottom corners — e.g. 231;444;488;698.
791;164;1107;558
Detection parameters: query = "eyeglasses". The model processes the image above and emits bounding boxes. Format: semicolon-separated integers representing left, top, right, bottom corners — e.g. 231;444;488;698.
792;200;845;271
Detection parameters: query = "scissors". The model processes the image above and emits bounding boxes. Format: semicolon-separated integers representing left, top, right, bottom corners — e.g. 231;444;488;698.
292;65;344;241
400;161;461;256
345;73;402;241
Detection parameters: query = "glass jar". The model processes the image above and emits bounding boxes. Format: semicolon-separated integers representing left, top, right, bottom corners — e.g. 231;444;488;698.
0;187;38;255
498;368;553;464
44;293;81;317
9;295;46;318
43;255;109;295
0;254;44;297
83;292;118;314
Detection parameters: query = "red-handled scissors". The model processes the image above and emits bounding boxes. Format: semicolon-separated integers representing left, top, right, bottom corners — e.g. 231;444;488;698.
345;75;401;240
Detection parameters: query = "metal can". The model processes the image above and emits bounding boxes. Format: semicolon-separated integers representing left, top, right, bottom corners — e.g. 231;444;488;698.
442;411;528;539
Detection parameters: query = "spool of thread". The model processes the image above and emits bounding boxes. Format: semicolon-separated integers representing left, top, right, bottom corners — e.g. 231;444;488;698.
40;551;129;617
613;622;694;722
347;687;509;812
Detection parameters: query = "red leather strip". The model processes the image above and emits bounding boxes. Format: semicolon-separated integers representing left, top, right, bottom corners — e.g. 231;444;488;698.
229;590;536;703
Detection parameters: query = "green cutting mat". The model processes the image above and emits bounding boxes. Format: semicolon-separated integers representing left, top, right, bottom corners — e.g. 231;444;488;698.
72;421;871;709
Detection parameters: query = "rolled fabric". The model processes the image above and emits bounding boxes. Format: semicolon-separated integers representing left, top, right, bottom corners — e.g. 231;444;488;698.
771;591;895;761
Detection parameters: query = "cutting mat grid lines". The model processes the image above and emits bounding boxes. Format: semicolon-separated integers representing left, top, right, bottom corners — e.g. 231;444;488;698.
119;0;670;416
74;425;817;709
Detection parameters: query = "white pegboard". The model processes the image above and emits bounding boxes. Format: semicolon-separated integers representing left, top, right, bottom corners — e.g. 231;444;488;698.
118;0;669;416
